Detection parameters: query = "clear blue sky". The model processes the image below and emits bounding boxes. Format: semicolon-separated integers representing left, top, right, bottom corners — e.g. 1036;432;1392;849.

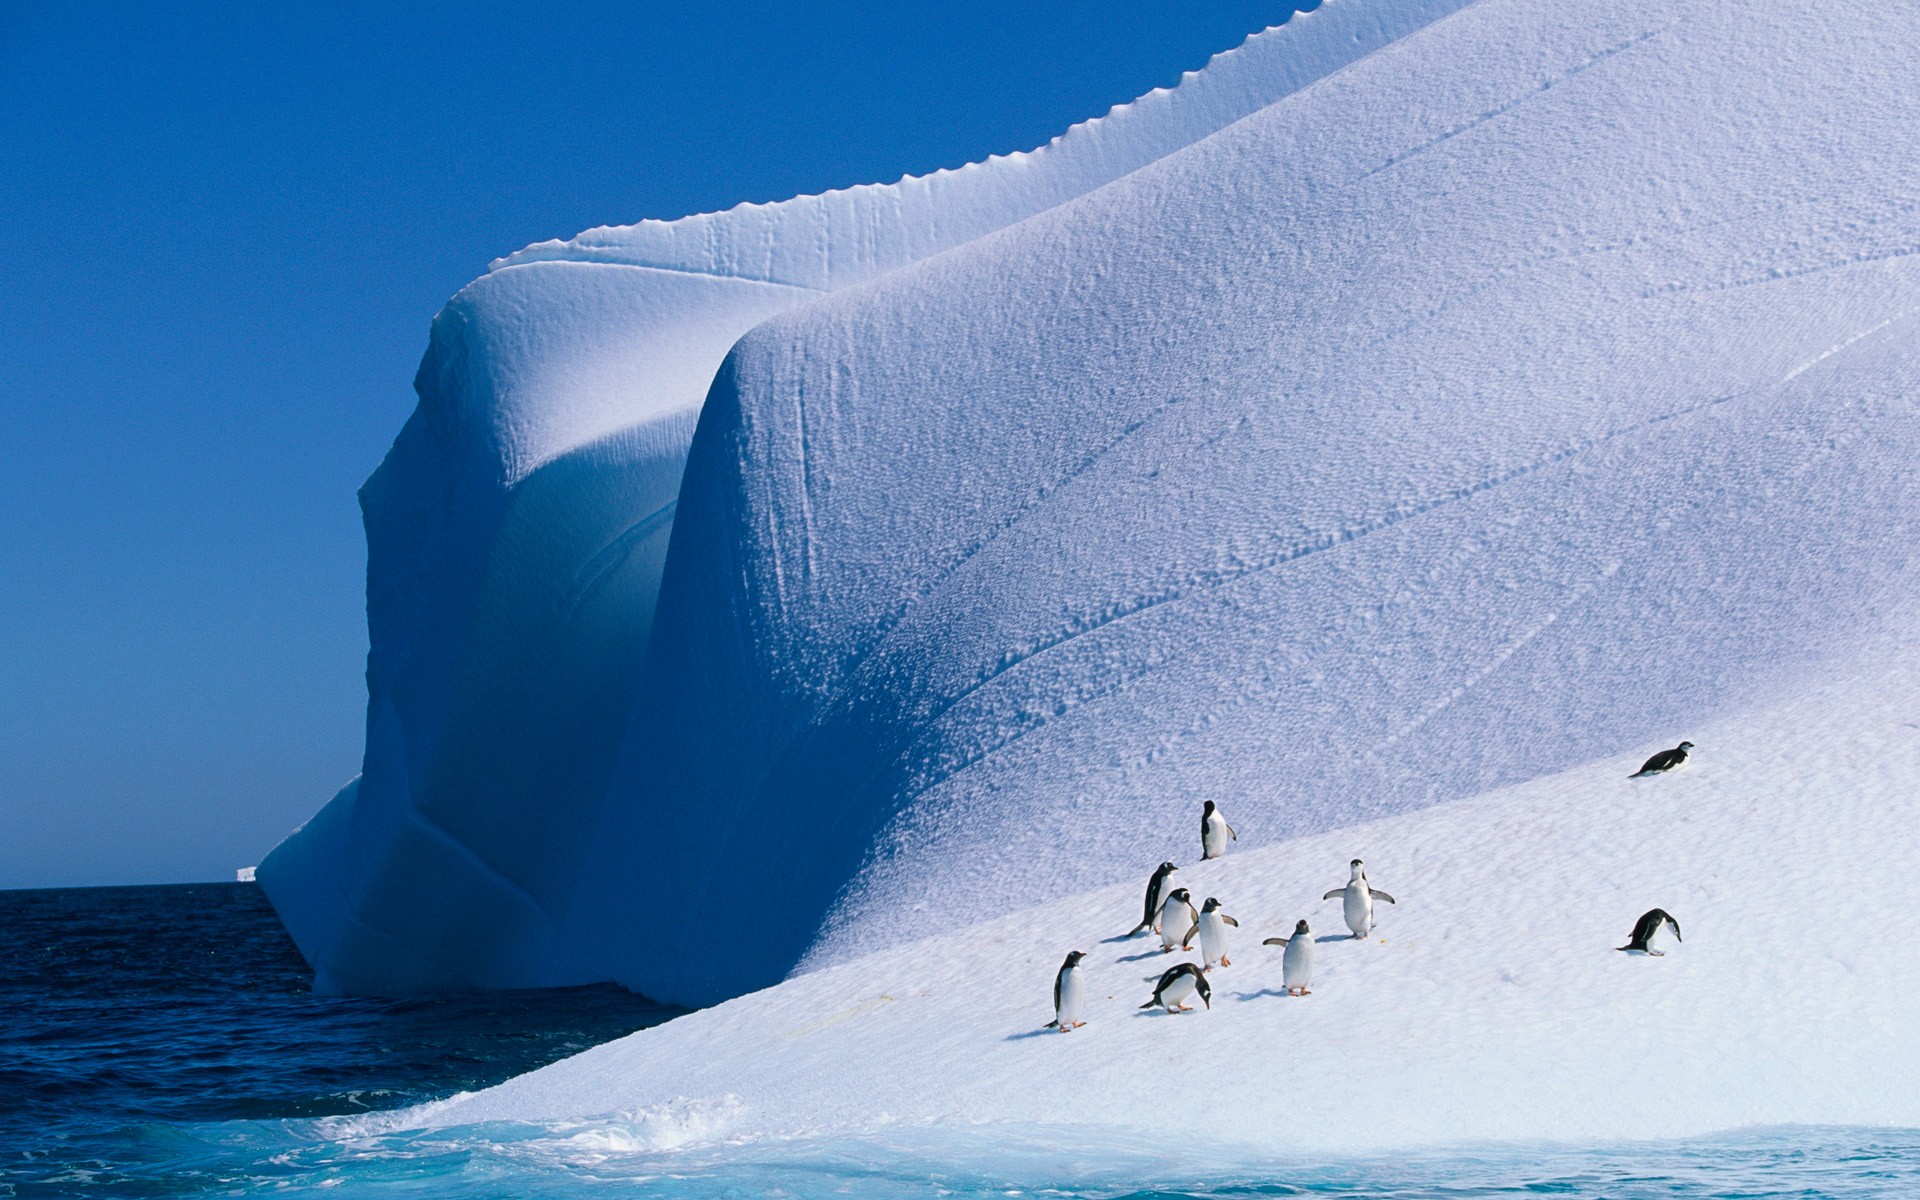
0;1;1311;890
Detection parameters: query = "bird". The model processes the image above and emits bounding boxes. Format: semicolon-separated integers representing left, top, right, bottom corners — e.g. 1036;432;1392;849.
1201;800;1237;860
1127;862;1179;936
1140;962;1211;1013
1183;896;1240;969
1263;919;1316;995
1630;741;1695;778
1617;908;1683;955
1159;887;1200;953
1050;950;1088;1030
1323;858;1396;939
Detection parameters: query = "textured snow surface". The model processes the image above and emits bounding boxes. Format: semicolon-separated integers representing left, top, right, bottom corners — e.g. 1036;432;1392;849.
259;0;1470;994
400;646;1920;1150
589;0;1920;1005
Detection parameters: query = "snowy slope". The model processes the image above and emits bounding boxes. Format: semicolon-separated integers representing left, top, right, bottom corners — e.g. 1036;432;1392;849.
396;641;1920;1151
580;0;1920;1006
259;0;1473;994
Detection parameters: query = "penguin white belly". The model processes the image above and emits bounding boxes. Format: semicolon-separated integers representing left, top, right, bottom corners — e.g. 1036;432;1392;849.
1160;902;1194;951
1057;968;1085;1026
1343;886;1373;938
1202;814;1228;859
1160;972;1197;1008
1283;937;1314;992
1198;914;1229;967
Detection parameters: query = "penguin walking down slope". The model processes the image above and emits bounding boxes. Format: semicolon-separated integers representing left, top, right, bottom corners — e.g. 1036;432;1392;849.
1141;962;1211;1013
1324;858;1396;939
1201;800;1237;860
1263;920;1316;996
1617;908;1683;955
1127;861;1179;936
1183;897;1240;969
1050;951;1088;1030
1159;888;1200;953
1630;741;1695;778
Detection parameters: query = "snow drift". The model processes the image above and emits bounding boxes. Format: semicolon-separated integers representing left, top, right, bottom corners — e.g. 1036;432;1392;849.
259;0;1473;994
401;642;1920;1149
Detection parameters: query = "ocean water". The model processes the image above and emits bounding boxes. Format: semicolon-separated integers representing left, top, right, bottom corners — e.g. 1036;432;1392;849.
4;884;1918;1198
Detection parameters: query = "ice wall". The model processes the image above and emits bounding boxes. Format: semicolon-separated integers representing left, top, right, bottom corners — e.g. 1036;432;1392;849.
581;0;1920;1005
260;0;1473;993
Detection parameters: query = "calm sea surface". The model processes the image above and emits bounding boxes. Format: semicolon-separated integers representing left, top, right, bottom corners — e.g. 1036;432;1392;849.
3;883;1917;1198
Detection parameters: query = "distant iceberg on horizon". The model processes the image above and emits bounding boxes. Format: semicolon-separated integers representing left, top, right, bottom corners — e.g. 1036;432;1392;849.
266;0;1920;1151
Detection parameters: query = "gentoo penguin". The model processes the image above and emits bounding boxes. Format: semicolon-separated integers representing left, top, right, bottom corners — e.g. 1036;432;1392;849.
1140;962;1211;1013
1323;858;1396;939
1201;800;1237;860
1183;896;1240;970
1630;741;1695;778
1050;950;1088;1030
1128;862;1179;936
1263;920;1316;996
1159;888;1200;953
1617;908;1683;955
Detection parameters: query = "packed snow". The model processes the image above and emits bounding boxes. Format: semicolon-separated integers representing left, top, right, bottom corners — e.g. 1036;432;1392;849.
260;0;1473;995
398;642;1920;1150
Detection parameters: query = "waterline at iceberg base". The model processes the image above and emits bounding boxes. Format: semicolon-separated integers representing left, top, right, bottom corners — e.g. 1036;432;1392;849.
262;0;1920;1158
39;1119;1920;1198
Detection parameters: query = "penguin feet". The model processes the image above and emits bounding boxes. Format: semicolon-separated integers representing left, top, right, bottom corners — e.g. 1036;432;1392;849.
1220;956;1231;967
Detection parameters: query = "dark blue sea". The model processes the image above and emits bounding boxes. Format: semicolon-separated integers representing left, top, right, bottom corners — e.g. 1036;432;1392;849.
5;883;1919;1198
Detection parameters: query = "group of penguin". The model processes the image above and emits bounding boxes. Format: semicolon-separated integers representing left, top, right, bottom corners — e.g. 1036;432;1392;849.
1047;742;1698;1031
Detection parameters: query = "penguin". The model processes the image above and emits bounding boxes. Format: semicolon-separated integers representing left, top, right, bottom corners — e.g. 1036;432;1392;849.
1263;920;1316;996
1158;887;1199;953
1183;896;1240;970
1323;858;1396;939
1201;800;1237;860
1630;741;1694;778
1617;908;1683;955
1140;962;1211;1013
1127;862;1179;936
1050;950;1088;1030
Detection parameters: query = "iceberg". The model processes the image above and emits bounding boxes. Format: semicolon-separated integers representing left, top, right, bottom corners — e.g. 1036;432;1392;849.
272;0;1920;1152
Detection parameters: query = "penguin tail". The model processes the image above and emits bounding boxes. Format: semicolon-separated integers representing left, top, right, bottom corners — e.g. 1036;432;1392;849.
1138;999;1159;1010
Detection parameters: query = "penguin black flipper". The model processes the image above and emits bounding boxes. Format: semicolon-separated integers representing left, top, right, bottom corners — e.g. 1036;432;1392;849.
1263;936;1290;946
1322;888;1344;900
1371;890;1396;904
1223;915;1239;927
1226;821;1237;841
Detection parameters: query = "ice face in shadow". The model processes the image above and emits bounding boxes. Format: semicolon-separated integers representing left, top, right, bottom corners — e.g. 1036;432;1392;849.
258;0;1478;994
582;0;1920;1005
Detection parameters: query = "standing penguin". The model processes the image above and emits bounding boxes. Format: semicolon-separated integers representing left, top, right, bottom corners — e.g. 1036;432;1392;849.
1201;800;1237;860
1159;887;1200;953
1183;897;1240;969
1263;920;1316;996
1630;741;1695;778
1140;962;1212;1013
1127;862;1179;936
1617;909;1683;955
1323;859;1396;939
1050;951;1088;1030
